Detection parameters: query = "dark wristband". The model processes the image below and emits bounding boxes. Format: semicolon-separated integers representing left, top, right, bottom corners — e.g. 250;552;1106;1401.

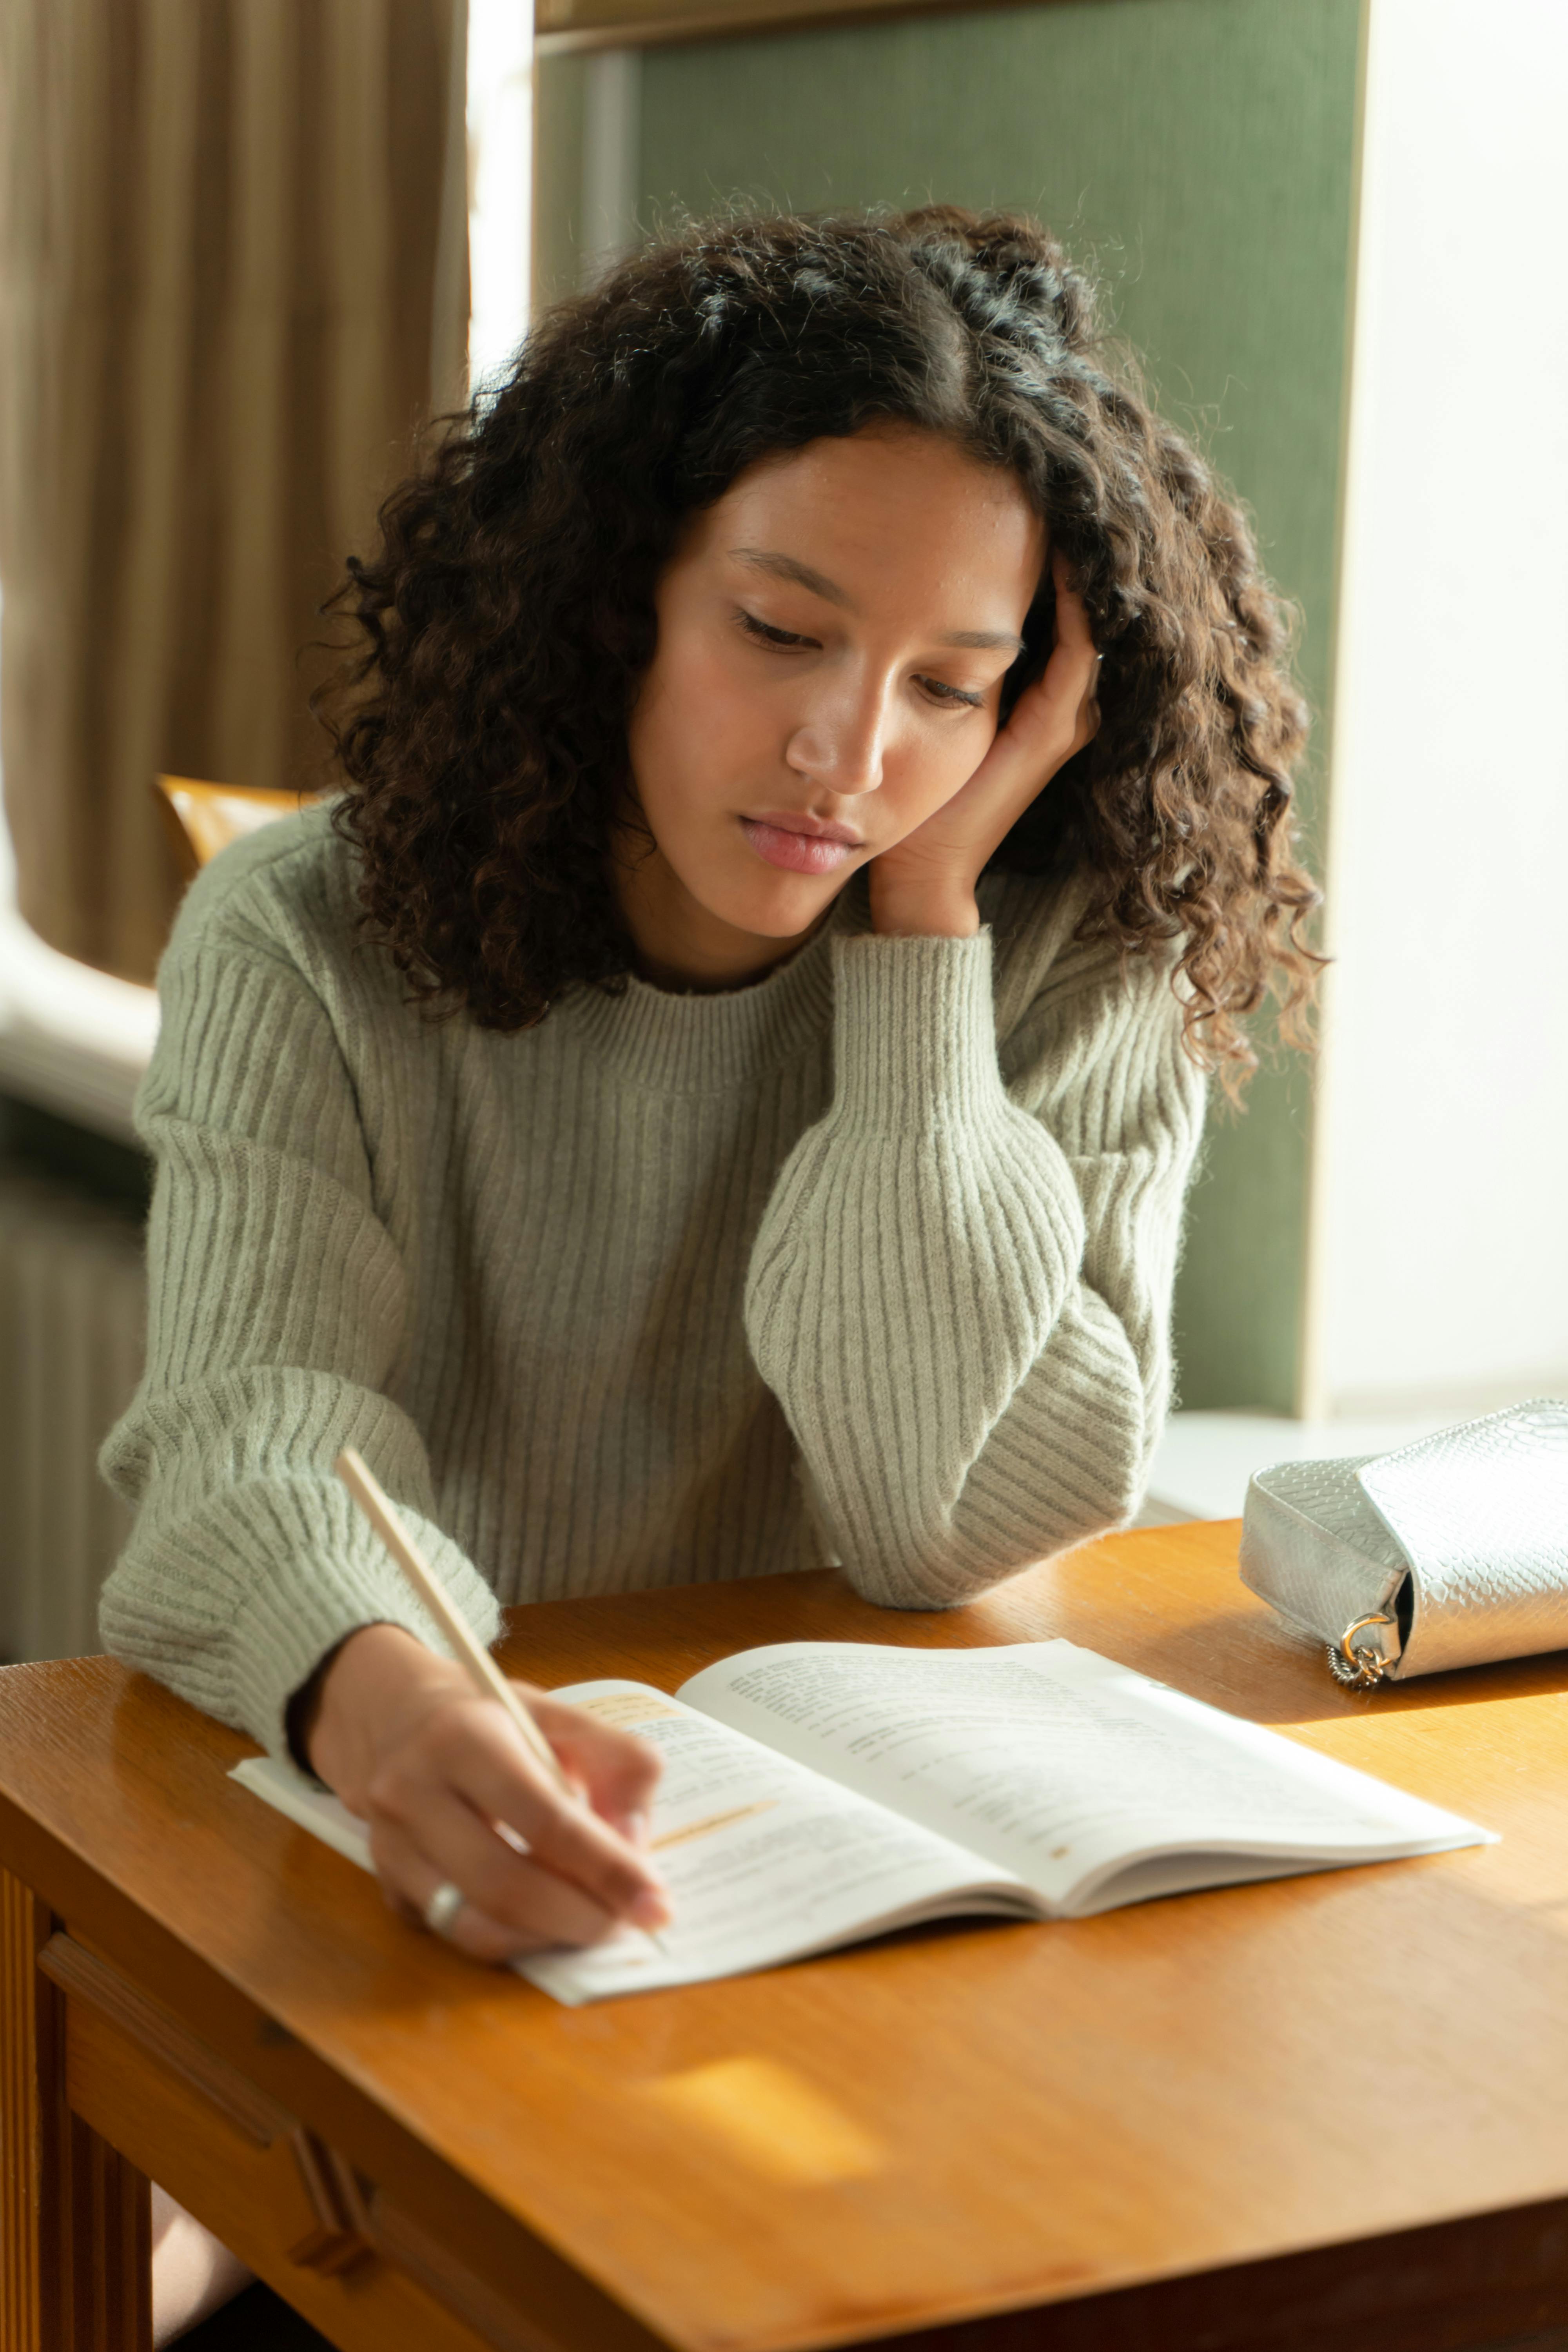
283;1628;375;1781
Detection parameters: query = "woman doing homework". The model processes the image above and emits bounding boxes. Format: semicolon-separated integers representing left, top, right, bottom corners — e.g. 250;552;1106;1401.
101;208;1317;1975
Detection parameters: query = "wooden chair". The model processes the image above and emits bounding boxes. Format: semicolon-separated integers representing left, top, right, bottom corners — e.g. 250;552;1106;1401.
153;774;326;881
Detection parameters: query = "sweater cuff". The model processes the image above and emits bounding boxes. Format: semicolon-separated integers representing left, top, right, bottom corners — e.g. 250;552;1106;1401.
225;1482;504;1759
831;929;1007;1130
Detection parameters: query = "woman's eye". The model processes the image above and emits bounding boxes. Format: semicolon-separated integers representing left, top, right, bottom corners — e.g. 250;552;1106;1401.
917;675;985;710
734;612;982;706
737;610;813;650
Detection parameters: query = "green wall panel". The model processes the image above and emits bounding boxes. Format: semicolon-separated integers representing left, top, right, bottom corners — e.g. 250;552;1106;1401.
539;0;1361;1408
534;50;589;309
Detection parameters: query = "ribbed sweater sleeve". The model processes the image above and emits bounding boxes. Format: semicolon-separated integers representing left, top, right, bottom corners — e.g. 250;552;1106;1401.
97;914;502;1757
743;924;1205;1608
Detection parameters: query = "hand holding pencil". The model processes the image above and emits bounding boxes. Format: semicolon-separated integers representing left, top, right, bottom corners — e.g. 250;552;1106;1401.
290;1450;671;1966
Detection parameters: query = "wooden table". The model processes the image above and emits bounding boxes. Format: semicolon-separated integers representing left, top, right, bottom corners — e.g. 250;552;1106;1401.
2;1521;1567;2352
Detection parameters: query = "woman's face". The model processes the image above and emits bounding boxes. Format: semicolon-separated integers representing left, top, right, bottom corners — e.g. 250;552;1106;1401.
620;424;1045;985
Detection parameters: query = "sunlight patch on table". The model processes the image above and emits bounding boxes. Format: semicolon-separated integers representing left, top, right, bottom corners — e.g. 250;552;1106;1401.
639;2056;885;2185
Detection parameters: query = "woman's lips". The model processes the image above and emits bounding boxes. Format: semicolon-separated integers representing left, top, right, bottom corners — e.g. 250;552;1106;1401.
739;816;862;876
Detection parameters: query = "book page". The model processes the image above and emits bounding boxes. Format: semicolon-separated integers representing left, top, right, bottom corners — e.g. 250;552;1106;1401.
230;1681;1033;2007
677;1641;1492;1914
528;1682;1031;1998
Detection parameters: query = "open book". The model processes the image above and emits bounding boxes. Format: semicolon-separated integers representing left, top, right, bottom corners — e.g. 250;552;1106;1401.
232;1638;1492;2005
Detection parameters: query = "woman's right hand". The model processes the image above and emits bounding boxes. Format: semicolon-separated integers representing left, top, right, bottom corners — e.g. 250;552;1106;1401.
302;1623;671;1964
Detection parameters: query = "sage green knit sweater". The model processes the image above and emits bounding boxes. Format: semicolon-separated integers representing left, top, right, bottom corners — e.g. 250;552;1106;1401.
99;807;1205;1755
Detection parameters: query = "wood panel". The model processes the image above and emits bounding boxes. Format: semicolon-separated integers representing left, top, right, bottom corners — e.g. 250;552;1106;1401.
64;1993;505;2352
41;1924;560;2349
0;1866;48;2352
0;1526;1566;2352
58;2114;151;2352
0;1868;151;2352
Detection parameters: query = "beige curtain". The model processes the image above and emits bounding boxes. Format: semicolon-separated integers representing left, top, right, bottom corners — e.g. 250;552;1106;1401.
0;0;469;982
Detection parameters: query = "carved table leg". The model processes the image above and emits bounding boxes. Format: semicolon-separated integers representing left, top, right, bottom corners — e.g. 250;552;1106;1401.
2;1865;151;2351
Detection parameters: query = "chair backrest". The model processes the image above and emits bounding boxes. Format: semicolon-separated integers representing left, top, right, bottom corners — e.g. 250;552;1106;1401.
154;775;326;878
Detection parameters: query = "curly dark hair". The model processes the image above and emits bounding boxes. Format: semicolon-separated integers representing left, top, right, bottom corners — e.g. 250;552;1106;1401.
321;205;1320;1089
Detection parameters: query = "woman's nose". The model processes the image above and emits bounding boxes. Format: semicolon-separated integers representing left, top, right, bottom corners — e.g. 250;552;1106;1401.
784;683;891;797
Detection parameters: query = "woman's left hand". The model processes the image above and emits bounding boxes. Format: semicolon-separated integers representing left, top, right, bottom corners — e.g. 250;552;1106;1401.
867;549;1101;938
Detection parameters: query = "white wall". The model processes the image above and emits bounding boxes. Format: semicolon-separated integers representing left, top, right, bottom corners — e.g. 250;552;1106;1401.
466;0;534;392
1306;0;1568;1418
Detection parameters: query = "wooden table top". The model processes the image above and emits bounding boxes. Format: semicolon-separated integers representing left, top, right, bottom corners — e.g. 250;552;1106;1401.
1;1520;1566;2352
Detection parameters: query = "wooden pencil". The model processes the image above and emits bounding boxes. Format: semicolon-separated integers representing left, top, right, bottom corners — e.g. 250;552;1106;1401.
335;1445;574;1793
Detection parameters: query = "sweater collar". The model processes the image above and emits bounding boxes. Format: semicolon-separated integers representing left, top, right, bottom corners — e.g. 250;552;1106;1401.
557;880;869;1093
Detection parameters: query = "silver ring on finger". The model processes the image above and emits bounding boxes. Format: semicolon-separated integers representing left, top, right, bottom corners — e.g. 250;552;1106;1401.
422;1880;466;1939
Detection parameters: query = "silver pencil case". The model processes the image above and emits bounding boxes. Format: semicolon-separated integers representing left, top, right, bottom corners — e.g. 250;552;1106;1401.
1239;1399;1568;1687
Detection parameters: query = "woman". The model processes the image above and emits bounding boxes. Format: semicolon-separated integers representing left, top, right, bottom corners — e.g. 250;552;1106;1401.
102;205;1316;1982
